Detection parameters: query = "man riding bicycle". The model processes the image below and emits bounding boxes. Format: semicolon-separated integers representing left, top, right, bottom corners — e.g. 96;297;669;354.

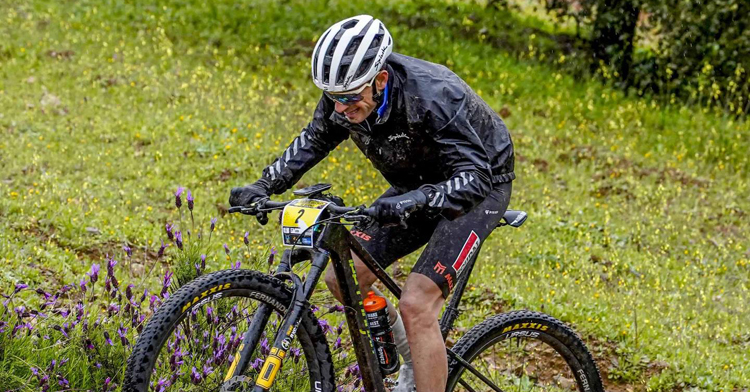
230;15;514;392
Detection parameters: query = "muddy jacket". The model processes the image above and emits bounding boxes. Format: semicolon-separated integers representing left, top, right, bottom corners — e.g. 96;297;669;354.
259;52;515;219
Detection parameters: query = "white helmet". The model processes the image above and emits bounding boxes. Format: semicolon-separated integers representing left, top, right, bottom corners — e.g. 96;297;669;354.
311;15;393;93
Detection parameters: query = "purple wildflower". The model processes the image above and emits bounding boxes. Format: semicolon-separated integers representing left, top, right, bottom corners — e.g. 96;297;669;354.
346;363;361;378
243;232;249;246
117;324;129;346
210;217;217;232
108;303;120;316
290;347;301;363
175;231;183;250
190;366;202;384
165;223;174;241
200;254;206;270
251;358;264;371
126;284;134;300
268;246;277;266
35;288;51;300
202;364;214;377
187;190;194;211
103;377;112;391
161;271;173;297
107;257;118;276
318;319;332;334
88;264;100;283
104;331;113;346
328;304;344;313
79;279;87;292
158;240;168;258
123;245;132;257
231;260;241;270
334;336;342;349
175;187;184;208
14;283;28;293
223;243;230;255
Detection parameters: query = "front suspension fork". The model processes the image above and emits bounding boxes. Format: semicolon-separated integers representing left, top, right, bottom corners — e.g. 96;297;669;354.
223;249;328;390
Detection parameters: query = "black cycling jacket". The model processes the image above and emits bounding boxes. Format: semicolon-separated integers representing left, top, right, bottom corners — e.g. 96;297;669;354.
259;53;515;219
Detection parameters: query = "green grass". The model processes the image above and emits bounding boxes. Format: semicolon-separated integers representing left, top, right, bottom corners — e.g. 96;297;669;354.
0;0;748;390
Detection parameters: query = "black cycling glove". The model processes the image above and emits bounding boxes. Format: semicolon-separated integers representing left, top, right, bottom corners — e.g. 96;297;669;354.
229;179;272;224
371;190;427;225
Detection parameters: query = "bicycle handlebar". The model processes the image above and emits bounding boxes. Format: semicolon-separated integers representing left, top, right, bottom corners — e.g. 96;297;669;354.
228;200;377;222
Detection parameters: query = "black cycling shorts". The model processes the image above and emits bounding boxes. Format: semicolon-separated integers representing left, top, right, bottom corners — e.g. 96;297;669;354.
351;182;512;298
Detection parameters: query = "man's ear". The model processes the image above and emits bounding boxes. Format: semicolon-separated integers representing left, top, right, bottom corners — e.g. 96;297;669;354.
375;70;389;93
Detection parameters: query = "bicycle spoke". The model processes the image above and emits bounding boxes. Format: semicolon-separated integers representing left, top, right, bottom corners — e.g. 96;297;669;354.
452;336;579;392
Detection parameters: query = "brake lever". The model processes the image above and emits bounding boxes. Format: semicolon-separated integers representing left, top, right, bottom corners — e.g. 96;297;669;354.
399;211;409;229
228;198;269;216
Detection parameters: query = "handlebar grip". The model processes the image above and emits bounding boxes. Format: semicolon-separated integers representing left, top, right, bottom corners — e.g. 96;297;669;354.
228;206;244;213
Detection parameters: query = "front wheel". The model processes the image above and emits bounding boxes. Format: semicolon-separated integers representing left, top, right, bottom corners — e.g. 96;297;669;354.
447;310;604;392
123;269;335;392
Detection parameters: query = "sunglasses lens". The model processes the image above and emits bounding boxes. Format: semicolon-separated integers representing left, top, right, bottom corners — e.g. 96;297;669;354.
326;92;363;105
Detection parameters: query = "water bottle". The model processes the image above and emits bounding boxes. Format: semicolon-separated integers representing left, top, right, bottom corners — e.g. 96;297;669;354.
364;291;400;375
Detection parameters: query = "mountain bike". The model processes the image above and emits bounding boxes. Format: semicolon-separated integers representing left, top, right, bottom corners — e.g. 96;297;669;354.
124;183;604;392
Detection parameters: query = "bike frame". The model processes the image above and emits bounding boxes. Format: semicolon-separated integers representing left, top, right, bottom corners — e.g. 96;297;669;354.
226;209;500;392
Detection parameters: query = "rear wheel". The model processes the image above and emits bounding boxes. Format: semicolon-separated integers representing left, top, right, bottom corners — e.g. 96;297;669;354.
124;269;335;392
447;310;604;392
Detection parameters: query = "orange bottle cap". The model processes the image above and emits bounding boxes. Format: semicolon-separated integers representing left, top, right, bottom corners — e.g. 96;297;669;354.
363;291;387;312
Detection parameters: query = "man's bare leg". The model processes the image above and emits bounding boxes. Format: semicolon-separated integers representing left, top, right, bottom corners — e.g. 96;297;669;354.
323;251;415;390
323;250;399;321
400;273;447;392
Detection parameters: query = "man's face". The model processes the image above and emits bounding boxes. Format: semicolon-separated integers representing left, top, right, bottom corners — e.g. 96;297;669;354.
332;71;388;124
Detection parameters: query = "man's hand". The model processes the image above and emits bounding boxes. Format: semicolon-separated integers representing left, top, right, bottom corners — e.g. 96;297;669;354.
371;190;427;225
229;182;270;207
229;180;272;224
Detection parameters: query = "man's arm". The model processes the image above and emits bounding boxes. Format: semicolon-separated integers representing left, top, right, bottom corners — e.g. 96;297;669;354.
417;96;494;220
260;96;349;195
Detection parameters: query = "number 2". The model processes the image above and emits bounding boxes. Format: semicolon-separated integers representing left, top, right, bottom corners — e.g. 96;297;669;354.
295;209;305;224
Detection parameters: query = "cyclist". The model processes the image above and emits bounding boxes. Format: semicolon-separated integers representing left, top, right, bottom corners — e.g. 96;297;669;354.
230;15;514;392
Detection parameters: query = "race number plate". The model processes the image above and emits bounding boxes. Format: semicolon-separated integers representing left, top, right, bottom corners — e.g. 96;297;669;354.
280;199;330;247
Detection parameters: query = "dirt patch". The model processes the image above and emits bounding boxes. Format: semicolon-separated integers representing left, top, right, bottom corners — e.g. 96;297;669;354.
46;49;74;60
19;219;162;268
532;158;549;172
583;334;674;392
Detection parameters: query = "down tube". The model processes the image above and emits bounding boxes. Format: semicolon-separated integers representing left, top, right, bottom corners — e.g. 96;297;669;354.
323;224;387;392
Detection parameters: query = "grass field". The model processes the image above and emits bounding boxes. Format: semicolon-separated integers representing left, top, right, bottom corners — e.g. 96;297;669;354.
0;0;748;390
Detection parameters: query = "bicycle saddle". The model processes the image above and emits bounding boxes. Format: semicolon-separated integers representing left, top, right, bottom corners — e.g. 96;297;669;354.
499;210;527;228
